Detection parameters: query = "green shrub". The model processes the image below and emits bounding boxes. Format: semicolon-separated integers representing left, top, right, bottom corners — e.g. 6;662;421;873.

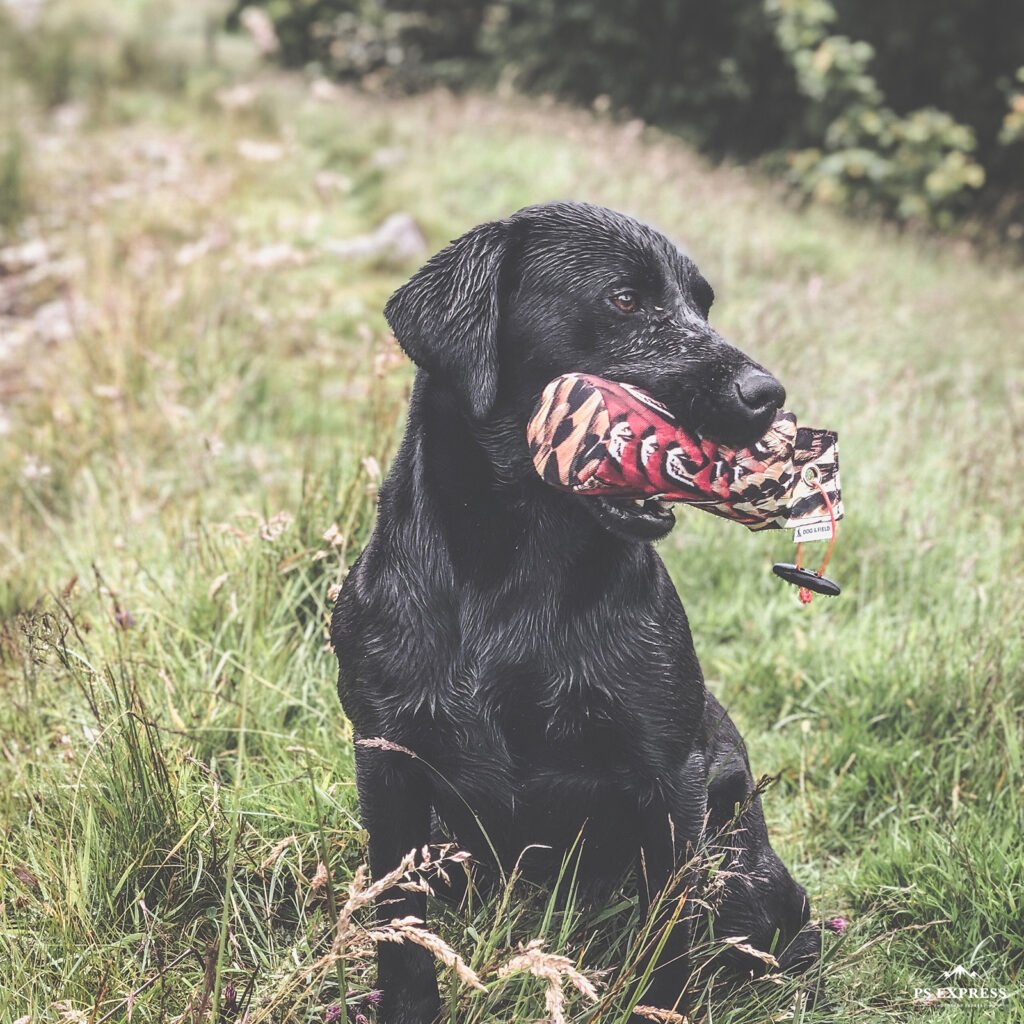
830;0;1024;198
767;0;986;224
228;0;489;90
0;2;194;116
1000;68;1024;146
482;0;806;157
0;125;30;231
232;0;1024;230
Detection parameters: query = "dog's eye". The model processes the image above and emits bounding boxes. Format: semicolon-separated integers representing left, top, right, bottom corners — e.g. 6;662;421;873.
611;290;640;313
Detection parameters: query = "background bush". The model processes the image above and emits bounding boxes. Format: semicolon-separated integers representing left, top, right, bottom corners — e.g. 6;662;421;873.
232;0;1024;231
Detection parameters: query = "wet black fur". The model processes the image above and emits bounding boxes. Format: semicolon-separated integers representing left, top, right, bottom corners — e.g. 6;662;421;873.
332;202;824;1022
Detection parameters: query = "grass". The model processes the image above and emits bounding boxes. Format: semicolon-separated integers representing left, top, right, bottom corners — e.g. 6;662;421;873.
1;2;1022;1021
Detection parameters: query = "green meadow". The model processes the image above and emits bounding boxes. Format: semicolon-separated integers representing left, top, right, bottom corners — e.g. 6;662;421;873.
1;4;1021;1021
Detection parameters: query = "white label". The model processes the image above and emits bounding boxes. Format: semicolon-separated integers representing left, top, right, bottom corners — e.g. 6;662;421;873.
794;521;834;543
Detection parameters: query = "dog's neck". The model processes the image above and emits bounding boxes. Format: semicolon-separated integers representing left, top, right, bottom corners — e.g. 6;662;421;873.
384;375;644;587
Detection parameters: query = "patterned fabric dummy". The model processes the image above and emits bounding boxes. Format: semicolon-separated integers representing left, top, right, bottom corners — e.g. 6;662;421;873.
527;373;843;533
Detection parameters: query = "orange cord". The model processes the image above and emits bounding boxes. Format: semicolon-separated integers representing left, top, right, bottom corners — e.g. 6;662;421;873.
795;478;837;605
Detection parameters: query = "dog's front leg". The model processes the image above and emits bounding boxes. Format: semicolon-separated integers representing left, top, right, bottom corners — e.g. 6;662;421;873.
356;742;440;1024
633;752;708;1016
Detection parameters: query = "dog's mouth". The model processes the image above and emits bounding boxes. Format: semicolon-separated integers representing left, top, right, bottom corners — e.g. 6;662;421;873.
581;495;676;542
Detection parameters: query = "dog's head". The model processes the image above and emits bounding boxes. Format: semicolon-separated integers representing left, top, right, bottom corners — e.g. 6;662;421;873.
385;201;785;541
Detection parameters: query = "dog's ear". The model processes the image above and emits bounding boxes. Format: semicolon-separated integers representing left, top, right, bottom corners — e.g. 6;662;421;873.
384;220;509;420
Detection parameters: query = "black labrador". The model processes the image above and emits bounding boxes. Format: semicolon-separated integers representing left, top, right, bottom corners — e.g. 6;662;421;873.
332;201;824;1022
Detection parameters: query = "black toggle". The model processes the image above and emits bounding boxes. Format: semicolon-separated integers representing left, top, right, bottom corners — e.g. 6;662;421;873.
771;563;841;597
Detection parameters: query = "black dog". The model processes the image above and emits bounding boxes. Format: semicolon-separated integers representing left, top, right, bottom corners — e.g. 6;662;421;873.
332;201;823;1022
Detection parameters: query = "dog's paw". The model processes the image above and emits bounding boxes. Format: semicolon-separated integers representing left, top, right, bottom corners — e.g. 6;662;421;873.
377;987;441;1024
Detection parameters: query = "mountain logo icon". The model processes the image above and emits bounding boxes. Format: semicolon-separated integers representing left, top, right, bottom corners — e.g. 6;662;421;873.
941;965;980;980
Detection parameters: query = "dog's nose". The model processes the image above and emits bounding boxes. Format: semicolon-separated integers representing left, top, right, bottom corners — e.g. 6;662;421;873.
735;368;786;416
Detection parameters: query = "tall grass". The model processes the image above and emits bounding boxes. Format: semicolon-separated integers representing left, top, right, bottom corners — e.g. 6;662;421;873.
0;127;29;230
1;2;1022;1021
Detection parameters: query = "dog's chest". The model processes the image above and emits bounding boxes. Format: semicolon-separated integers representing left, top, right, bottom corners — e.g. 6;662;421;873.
457;603;671;781
479;659;629;762
446;586;683;767
426;650;663;870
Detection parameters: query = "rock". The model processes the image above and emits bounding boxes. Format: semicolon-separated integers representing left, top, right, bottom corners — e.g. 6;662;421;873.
313;170;353;200
323;213;426;265
216;83;259;111
242;242;305;268
370;146;406;170
310;78;341;103
0;239;50;275
239;6;279;56
237;139;285;163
